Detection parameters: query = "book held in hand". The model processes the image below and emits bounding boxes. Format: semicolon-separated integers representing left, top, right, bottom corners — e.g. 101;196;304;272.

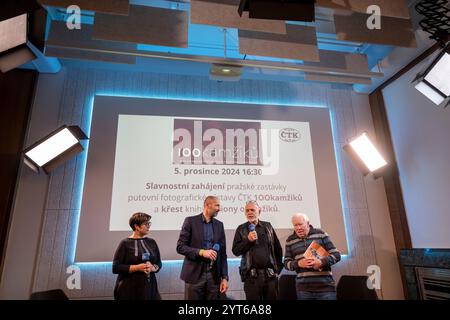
304;240;329;260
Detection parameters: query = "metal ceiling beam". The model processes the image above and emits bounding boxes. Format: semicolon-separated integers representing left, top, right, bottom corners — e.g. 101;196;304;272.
46;43;384;79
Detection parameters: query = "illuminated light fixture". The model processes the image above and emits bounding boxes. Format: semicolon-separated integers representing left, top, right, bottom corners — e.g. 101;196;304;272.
343;133;388;176
0;1;46;72
23;125;88;174
238;0;316;22
209;63;242;81
412;44;450;108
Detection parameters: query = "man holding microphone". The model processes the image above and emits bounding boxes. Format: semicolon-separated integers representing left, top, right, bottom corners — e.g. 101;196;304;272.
176;196;228;300
232;200;283;300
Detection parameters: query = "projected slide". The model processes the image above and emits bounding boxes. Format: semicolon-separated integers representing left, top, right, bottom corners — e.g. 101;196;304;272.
109;115;320;231
76;96;346;261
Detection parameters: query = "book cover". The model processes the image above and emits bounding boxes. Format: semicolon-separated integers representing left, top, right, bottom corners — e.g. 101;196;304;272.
304;240;329;260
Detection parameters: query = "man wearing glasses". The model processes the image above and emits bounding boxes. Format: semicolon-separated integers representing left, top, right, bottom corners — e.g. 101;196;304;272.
232;200;283;300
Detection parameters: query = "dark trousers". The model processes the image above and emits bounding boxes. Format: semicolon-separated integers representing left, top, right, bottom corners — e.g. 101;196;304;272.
297;291;337;300
244;269;278;300
185;270;219;300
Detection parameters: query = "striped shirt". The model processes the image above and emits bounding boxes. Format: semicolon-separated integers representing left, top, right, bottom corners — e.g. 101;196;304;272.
284;226;341;292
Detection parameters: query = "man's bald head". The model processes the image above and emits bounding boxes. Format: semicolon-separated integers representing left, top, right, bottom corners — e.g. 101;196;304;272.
204;196;219;207
203;196;220;220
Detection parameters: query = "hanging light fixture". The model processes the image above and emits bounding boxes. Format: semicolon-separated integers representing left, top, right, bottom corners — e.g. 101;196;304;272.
343;133;388;177
413;1;450;107
412;43;450;107
23;125;88;174
209;28;242;81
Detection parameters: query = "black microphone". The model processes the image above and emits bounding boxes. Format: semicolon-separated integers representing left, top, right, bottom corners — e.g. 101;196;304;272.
209;243;220;269
249;223;258;245
142;252;151;279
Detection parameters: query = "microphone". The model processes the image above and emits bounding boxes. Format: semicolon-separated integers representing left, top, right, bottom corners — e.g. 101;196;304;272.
142;252;151;279
249;223;258;244
209;243;220;269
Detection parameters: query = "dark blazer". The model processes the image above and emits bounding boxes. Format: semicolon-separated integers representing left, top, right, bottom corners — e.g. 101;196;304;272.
176;213;228;284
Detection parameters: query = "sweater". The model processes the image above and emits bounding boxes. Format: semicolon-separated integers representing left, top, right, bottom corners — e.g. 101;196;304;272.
283;225;341;292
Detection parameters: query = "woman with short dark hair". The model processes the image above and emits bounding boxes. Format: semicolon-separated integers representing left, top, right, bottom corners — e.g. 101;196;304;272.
112;212;162;300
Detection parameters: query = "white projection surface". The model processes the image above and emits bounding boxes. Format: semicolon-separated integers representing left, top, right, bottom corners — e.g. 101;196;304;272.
109;115;320;231
76;96;347;261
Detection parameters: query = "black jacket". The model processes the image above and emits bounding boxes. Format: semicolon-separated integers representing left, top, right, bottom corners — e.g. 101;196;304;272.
176;214;228;283
232;220;283;281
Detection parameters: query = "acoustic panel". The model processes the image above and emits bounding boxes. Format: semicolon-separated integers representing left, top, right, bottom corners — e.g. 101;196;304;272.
93;5;188;48
334;12;417;47
46;21;136;64
238;24;319;61
304;50;371;84
305;50;369;70
0;14;27;53
38;0;130;15
317;0;410;19
191;0;286;34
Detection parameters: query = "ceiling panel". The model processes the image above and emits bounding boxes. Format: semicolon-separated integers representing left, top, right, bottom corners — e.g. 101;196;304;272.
93;5;188;48
238;24;319;61
47;21;136;64
305;49;368;70
317;0;410;18
33;0;423;86
304;50;372;84
191;0;287;34
334;12;417;47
